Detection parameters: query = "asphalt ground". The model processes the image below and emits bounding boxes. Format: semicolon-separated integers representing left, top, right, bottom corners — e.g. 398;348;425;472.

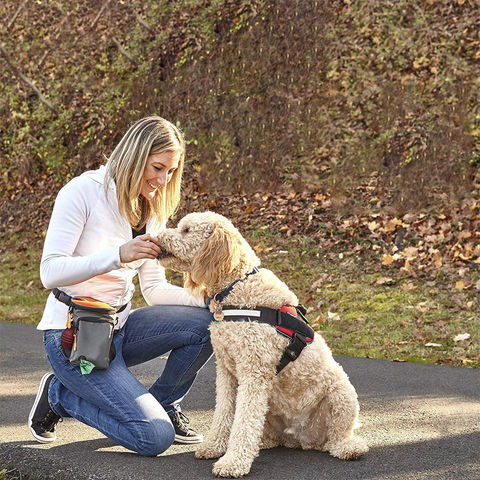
1;322;479;480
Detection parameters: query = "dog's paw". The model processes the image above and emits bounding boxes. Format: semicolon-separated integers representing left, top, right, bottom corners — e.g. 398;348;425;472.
325;436;369;460
212;455;252;478
195;442;226;459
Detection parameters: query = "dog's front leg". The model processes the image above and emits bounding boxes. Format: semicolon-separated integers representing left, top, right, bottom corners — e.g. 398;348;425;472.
212;368;274;478
196;362;238;459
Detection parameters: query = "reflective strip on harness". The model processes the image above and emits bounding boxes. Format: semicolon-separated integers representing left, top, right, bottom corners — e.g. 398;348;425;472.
222;309;261;317
221;304;315;374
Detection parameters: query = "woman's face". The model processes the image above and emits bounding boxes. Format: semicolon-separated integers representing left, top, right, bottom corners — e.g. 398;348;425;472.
140;150;181;198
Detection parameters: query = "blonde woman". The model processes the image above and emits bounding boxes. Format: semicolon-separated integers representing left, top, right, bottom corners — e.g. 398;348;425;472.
28;116;213;455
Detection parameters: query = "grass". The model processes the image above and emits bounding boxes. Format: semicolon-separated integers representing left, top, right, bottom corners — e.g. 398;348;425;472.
259;234;479;368
1;231;478;369
0;237;46;324
0;467;28;480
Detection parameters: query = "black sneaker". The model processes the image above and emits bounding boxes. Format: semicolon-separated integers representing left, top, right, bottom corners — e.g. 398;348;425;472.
28;372;61;443
169;411;203;444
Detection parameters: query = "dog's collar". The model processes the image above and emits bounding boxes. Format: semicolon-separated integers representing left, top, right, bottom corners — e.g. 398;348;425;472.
213;267;260;303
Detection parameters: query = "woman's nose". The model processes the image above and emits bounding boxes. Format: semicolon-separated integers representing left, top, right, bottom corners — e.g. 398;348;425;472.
157;171;168;187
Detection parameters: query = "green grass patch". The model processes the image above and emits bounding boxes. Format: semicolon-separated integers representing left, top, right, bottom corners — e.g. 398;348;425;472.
1;232;478;369
259;235;479;369
0;238;47;324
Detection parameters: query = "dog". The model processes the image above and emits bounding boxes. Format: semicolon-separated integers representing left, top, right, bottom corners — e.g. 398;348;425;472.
157;212;368;477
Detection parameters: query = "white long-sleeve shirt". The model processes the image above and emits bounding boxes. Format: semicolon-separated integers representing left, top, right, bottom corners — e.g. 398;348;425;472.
38;165;204;331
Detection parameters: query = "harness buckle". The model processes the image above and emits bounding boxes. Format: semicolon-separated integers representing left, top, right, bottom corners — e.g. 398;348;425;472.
277;332;308;373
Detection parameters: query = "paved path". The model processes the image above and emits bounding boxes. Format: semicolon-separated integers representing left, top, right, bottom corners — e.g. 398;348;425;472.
1;322;479;480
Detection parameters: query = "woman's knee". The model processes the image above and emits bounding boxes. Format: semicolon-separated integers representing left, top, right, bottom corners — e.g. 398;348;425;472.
134;419;175;456
191;309;214;340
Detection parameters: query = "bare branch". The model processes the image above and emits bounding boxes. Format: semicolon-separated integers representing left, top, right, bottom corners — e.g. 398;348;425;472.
7;0;29;31
71;0;112;48
125;1;156;37
133;11;156;36
112;36;137;67
0;43;58;116
90;0;112;29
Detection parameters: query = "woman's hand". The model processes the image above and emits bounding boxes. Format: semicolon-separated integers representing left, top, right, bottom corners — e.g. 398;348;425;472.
119;234;162;264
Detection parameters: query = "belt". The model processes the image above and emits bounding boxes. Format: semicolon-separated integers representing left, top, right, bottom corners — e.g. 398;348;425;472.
52;288;128;313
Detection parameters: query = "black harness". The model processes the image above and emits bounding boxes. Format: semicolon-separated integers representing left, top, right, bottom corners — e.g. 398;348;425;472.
213;269;315;374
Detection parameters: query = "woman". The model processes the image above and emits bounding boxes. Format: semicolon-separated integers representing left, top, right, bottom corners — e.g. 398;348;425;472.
28;116;213;455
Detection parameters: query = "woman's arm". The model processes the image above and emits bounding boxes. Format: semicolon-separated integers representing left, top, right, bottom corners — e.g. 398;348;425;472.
137;258;205;307
40;177;121;289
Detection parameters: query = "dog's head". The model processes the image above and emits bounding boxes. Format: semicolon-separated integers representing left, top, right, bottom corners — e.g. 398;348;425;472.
157;212;260;295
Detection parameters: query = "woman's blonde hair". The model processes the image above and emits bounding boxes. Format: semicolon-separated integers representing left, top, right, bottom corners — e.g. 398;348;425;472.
105;116;185;230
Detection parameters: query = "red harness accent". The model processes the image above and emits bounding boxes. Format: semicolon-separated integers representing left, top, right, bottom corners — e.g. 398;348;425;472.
276;306;313;342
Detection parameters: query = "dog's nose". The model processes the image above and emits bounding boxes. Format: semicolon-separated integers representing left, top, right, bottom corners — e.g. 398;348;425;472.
157;246;170;259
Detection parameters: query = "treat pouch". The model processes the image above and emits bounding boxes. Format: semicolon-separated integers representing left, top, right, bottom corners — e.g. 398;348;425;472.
68;296;117;371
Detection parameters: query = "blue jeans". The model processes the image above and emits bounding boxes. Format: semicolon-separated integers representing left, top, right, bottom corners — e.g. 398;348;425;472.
44;305;213;456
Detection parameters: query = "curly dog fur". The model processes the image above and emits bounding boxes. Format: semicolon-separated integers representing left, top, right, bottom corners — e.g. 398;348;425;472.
157;212;368;477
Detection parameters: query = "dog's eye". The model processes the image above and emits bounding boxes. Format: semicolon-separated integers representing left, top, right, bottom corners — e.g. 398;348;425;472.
182;227;190;234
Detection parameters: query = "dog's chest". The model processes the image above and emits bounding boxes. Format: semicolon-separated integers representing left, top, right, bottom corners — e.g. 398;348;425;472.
209;321;289;368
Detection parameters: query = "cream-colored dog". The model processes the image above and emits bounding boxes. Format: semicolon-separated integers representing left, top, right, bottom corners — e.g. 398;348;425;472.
157;212;368;477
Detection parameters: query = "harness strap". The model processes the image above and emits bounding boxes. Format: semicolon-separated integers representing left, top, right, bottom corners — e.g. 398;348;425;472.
276;332;309;374
221;305;314;374
214;267;260;303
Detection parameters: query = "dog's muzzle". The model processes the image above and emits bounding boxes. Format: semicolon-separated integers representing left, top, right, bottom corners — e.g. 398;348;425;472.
156;246;172;259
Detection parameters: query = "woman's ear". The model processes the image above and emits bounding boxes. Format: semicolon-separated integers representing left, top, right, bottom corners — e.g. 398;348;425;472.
190;223;242;287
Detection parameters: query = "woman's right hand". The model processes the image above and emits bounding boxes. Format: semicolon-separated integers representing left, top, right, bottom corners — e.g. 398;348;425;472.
119;234;162;264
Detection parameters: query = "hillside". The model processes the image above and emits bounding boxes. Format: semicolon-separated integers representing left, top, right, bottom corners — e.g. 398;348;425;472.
0;0;479;366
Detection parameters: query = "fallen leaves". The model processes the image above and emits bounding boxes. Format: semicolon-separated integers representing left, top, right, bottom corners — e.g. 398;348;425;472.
381;254;394;266
327;311;341;321
453;333;471;342
455;280;471;290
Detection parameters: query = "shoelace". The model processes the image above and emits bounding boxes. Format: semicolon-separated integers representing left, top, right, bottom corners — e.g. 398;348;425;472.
41;410;62;432
173;412;190;430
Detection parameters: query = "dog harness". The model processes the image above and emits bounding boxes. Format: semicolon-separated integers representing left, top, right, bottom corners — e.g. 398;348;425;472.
212;268;315;373
221;304;314;373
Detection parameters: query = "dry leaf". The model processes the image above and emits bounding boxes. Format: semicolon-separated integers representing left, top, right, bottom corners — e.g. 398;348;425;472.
311;274;328;290
367;221;380;232
403;246;418;260
402;282;416;292
376;277;394;285
381;254;394;266
327;311;340;321
415;302;432;313
385;218;403;232
453;333;470;342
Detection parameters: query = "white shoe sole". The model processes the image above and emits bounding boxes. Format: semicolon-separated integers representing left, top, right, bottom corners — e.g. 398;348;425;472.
174;434;204;444
28;372;56;443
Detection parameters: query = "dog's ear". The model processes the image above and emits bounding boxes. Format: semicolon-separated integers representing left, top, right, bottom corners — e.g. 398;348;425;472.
190;222;242;287
183;272;206;299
